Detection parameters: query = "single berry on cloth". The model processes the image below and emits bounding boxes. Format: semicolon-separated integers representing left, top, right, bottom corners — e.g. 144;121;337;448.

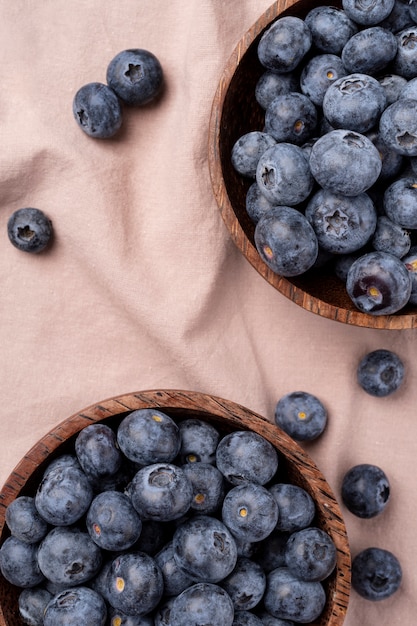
106;48;164;106
274;391;327;441
7;207;52;253
351;547;402;601
357;348;405;397
341;463;390;519
72;82;122;138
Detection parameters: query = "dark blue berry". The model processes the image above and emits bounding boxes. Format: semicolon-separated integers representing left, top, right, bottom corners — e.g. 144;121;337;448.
5;496;48;544
384;176;417;229
263;567;326;622
215;430;278;486
170;582;235;626
221;482;279;543
7;208;52;253
245;182;277;224
231;131;276;178
342;0;395;25
304;6;358;54
0;536;44;588
284;527;337;582
300;54;347;107
182;462;225;514
257;16;312;73
264;93;317;146
106;48;163;106
274;391;327;442
18;586;53;625
43;586;107;626
372;216;411;258
268;483;315;533
75;422;123;484
105;551;163;616
178;418;220;465
341;27;397;75
378;73;408;105
394;26;417;79
154;541;195;596
351;547;402;600
172;515;238;583
255;71;300;110
254;206;318;277
232;611;264;625
357;349;405;397
86;490;142;551
379;98;417;156
403;245;417;303
220;557;266;611
73;82;122;138
346;251;412;315
342;463;390;518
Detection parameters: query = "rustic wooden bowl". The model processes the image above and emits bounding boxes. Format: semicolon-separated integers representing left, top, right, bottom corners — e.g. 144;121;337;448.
0;389;350;625
208;0;417;330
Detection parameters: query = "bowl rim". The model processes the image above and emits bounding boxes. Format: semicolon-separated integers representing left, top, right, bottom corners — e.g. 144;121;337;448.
207;0;417;330
0;388;350;626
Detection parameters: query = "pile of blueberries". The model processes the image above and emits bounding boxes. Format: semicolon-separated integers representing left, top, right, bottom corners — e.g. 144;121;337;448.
5;48;164;256
0;409;342;625
232;0;417;316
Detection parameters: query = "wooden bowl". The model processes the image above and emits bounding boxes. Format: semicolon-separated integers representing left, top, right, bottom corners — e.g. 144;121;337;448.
0;389;350;625
208;0;417;330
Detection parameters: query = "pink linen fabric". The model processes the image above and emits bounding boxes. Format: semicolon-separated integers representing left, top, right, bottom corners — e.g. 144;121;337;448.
0;1;416;624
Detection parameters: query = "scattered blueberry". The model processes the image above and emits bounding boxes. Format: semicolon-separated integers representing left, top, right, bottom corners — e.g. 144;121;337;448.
357;348;405;397
106;48;164;106
7;207;53;254
73;82;122;138
351;547;402;600
274;391;327;442
342;463;390;518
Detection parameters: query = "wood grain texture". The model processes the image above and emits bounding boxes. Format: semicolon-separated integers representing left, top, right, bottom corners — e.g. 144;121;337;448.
0;389;350;625
208;0;417;329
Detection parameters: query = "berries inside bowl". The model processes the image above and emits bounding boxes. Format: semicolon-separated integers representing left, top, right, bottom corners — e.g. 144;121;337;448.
208;0;417;329
0;390;350;625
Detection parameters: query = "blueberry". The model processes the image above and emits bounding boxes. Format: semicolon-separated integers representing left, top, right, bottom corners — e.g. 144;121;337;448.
75;422;123;484
257;611;295;625
309;129;382;196
221;483;279;543
322;73;387;134
342;463;390;518
264;93;317;146
304;6;358;54
366;129;404;181
351;547;402;600
346;251;412;314
215;430;278;486
379;0;414;33
257;16;312;73
43;587;107;626
117;408;181;465
108;606;155;625
378;73;408;105
232;611;264;625
220;557;266;611
255;143;314;206
403;245;417;303
342;27;398;76
178;418;220;465
255;529;291;573
153;596;176;626
5;496;48;544
342;0;395;25
18;586;53;626
73;82;122;138
182;462;225;514
37;526;102;585
154;541;195;596
300;54;347;107
133;519;171;556
106;48;163;106
284;527;337;582
86;490;142;551
263;567;326;623
371;215;411;258
170;582;235;626
305;189;377;255
357;349;405;397
254;206;318;277
7;207;53;253
245;182;278;224
231;131;276;178
0;536;44;588
384;176;417;229
379;98;417;156
35;462;93;526
255;71;300;110
274;391;327;442
268;483;315;533
394;26;417;79
172;515;238;583
129;462;192;521
106;551;163;616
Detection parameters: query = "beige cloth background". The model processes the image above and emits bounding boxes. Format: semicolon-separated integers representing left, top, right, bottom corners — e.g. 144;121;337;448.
0;1;416;623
